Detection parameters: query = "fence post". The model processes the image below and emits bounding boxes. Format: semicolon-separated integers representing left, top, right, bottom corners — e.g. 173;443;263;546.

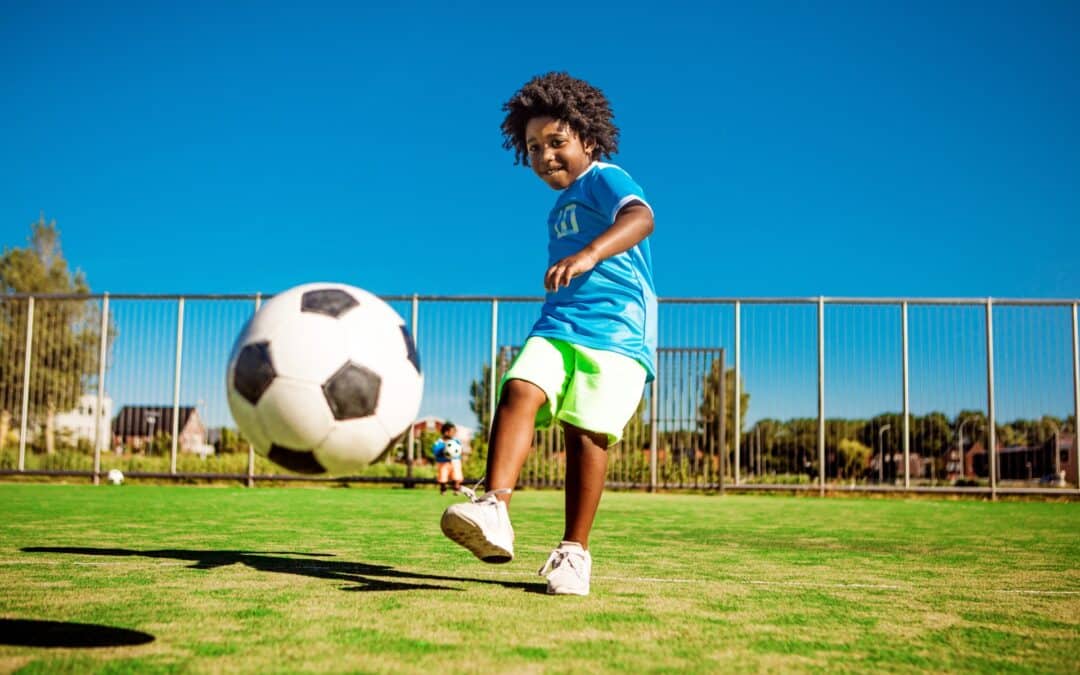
986;298;997;500
247;293;261;488
18;296;34;472
718;347;726;494
489;299;498;433
93;294;110;485
902;301;911;489
733;302;741;486
406;294;418;483
817;296;826;496
170;297;184;475
649;372;658;493
1072;302;1079;492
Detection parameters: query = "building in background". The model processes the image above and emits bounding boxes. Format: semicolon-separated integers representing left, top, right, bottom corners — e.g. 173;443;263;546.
112;405;212;456
54;394;113;451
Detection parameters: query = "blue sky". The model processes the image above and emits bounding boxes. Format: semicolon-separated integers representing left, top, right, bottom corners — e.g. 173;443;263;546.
2;1;1078;299
2;2;1078;435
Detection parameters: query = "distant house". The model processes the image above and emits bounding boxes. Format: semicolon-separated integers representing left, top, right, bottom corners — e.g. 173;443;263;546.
112;406;210;455
54;394;113;451
963;434;1076;483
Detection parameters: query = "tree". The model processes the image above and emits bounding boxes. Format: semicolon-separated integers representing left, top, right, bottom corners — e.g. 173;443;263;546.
697;357;750;455
468;346;516;442
0;215;103;453
468;363;494;442
836;438;871;479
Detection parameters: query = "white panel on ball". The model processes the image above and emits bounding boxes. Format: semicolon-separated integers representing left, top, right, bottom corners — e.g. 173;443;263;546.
232;288;307;347
268;313;347;384
342;312;407;365
256;379;335;450
316;420;392;474
373;358;423;438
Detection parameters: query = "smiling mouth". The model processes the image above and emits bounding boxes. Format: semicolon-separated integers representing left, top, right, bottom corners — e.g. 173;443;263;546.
545;167;564;176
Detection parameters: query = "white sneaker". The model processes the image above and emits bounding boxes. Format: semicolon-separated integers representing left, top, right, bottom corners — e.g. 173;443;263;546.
440;487;514;563
538;541;592;596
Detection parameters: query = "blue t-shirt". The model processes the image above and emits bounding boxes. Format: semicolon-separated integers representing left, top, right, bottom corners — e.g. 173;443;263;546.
529;162;657;380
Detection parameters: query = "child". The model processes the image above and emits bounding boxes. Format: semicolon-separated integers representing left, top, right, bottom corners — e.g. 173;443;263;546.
431;421;463;495
440;72;656;596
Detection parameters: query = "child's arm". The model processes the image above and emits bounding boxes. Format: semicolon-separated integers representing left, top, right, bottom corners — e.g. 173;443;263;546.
544;203;654;292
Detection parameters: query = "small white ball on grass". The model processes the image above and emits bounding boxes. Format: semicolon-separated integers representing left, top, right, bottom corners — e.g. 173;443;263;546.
107;469;124;485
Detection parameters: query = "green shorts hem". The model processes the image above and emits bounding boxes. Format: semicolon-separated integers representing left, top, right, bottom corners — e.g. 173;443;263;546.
501;337;645;446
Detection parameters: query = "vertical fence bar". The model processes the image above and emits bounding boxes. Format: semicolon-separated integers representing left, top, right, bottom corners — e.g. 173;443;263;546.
1072;302;1079;491
902;301;911;489
986;298;997;499
17;296;34;472
93;294;110;485
406;294;418;481
718;347;726;494
170;297;184;474
649;374;658;492
489;299;498;433
247;293;261;487
817;297;826;496
733;302;741;486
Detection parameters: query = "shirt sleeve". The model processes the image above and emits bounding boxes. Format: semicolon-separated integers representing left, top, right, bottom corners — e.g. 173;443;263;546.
590;165;653;224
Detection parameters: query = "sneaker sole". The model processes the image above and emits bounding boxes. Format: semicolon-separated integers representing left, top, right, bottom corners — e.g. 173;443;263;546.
440;510;513;564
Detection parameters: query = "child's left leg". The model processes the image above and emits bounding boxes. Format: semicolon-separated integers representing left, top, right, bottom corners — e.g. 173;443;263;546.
537;423;607;596
561;423;608;548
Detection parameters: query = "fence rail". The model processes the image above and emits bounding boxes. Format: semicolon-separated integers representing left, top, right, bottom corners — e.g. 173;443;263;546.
1;293;1077;497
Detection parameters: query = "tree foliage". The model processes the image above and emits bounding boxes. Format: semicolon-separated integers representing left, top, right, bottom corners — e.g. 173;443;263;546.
0;216;105;453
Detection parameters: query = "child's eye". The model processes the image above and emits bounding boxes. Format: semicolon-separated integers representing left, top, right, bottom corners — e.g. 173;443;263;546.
551;139;565;147
527;144;539;153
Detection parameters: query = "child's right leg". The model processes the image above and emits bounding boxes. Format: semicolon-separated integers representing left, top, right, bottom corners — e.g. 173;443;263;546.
440;379;546;562
484;379;547;502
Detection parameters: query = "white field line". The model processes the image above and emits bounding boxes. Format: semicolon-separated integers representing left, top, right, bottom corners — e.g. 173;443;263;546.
3;559;1077;596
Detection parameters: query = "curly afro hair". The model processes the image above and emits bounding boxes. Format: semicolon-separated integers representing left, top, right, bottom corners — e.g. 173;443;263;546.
500;72;619;166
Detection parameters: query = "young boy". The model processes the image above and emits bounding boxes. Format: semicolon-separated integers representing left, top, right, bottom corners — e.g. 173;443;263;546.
440;72;656;596
431;422;463;495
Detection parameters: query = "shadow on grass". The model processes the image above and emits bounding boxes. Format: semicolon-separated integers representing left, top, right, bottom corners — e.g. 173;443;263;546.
0;618;155;648
22;547;546;594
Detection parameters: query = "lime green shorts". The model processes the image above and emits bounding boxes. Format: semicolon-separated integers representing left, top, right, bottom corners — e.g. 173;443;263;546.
501;337;647;444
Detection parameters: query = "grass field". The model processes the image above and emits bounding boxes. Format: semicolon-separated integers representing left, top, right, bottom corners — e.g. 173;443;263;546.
0;484;1076;673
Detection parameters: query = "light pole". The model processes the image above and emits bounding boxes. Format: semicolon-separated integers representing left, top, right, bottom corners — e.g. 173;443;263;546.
146;413;157;455
878;423;892;483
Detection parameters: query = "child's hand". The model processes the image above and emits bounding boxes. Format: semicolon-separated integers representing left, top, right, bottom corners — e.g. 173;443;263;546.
544;249;599;292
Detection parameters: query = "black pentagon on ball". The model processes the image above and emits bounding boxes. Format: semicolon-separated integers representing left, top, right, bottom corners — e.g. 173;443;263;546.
233;341;276;405
268;444;327;474
301;288;359;318
322;362;380;420
400;326;421;375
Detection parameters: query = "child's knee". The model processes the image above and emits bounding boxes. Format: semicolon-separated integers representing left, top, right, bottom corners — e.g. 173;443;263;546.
498;378;547;411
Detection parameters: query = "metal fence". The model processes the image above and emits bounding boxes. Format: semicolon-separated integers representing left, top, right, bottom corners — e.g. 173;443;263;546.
1;293;1078;497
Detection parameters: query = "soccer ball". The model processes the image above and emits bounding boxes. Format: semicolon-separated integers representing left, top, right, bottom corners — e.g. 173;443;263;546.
445;439;462;461
107;469;124;485
225;283;423;475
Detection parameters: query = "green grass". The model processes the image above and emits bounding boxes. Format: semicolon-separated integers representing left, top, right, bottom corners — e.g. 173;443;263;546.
0;484;1076;673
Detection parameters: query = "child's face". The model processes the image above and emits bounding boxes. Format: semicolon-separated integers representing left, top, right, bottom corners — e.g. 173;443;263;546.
525;116;596;190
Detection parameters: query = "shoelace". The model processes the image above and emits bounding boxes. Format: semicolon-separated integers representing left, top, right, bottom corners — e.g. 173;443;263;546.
458;483;512;504
538;548;586;577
